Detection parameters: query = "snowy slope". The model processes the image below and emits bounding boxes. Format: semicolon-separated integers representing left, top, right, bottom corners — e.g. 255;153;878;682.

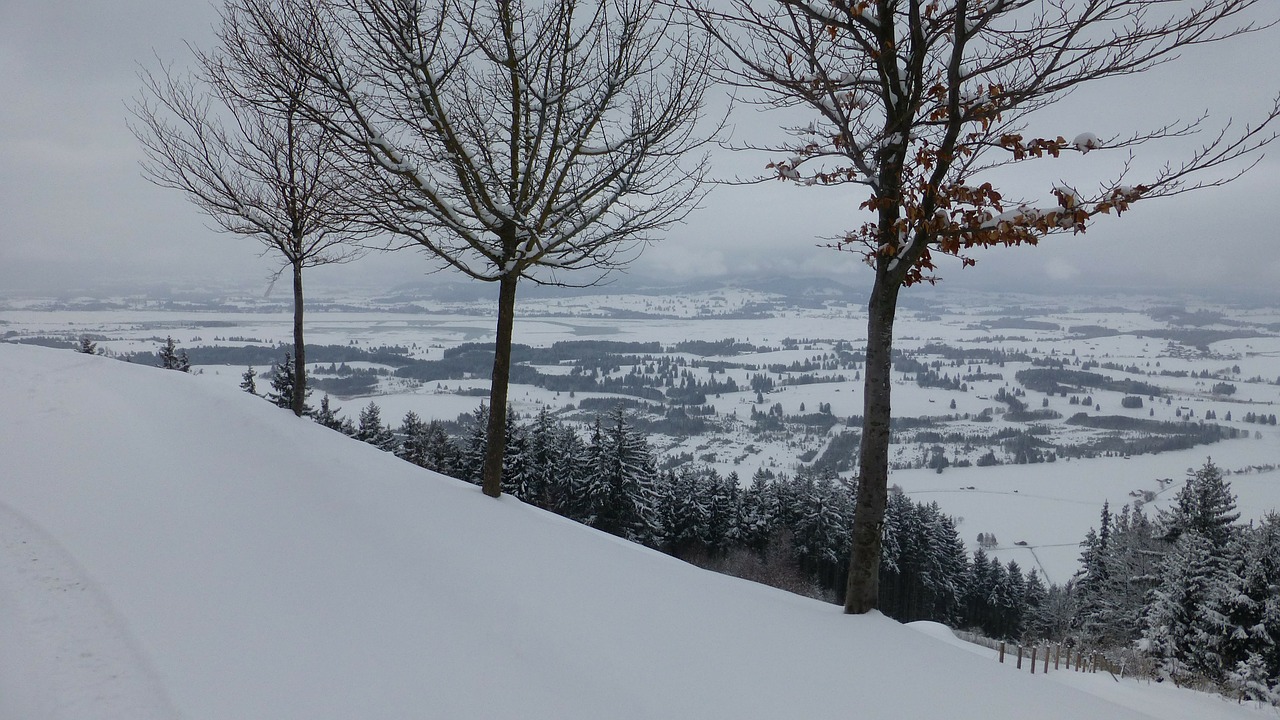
0;343;1269;719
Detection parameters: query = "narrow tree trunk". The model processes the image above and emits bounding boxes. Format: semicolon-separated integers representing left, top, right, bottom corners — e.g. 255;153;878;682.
844;270;901;613
481;272;519;498
291;259;306;417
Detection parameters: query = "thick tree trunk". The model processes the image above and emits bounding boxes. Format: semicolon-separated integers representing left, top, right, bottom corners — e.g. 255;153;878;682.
844;270;901;614
481;272;519;498
291;260;306;417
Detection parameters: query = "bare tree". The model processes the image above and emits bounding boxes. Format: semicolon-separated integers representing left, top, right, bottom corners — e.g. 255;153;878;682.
130;0;369;417
690;0;1279;613
241;0;716;496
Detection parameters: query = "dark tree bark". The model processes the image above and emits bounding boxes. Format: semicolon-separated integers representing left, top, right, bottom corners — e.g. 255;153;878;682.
291;258;307;417
845;269;899;613
481;270;519;498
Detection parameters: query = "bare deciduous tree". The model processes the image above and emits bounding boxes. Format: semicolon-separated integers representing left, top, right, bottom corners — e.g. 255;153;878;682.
690;0;1279;613
130;0;369;417
241;0;716;496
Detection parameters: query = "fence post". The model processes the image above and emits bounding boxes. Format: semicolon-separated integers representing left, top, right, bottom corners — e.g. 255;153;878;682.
1043;645;1049;674
999;641;1006;664
1054;644;1060;670
1031;646;1038;674
1016;645;1024;670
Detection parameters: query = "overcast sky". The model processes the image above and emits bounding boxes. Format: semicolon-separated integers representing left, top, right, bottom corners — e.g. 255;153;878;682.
2;1;1278;299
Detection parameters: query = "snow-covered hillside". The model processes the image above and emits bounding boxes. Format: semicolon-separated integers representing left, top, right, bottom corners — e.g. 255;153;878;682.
0;343;1270;719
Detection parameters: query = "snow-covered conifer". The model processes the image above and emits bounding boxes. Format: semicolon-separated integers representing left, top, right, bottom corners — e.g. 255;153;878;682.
355;402;397;452
240;366;257;395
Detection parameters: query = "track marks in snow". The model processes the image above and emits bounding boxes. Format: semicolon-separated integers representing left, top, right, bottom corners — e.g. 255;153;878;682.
0;501;177;720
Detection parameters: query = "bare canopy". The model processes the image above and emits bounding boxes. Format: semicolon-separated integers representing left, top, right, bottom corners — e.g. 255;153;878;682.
235;0;716;495
130;0;370;416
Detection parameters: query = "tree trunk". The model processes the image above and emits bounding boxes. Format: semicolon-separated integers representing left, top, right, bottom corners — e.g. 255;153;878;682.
291;259;306;417
844;269;901;614
481;271;519;498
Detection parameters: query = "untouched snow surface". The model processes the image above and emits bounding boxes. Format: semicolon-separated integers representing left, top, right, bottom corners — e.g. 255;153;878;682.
0;343;1273;719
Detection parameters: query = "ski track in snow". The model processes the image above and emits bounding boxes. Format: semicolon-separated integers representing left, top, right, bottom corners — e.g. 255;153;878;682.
0;501;177;720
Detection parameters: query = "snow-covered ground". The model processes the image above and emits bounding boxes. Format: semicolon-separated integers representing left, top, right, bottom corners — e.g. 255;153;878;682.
3;342;1278;719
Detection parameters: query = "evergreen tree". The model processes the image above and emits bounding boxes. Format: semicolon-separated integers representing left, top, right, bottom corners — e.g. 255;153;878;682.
658;467;710;558
1100;504;1164;647
1144;529;1225;678
239;366;258;394
396;412;431;467
919;503;969;624
266;353;308;411
964;549;994;631
158;336;191;372
78;336;97;354
421;420;461;477
500;407;529;499
737;468;779;556
1023;568;1049;639
1210;531;1271;681
1162;459;1240;550
704;470;740;556
1075;504;1115;642
457;406;490;486
995;561;1027;640
790;467;853;593
355;402;397;452
584;408;660;548
311;394;349;433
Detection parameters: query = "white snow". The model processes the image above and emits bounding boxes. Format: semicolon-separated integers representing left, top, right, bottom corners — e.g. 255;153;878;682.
1072;132;1101;153
1;342;1277;719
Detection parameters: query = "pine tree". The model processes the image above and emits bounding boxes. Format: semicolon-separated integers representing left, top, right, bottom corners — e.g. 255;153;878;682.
520;408;580;511
240;366;258;395
1023;569;1050;639
355;402;397;452
158;336;191;372
421;420;461;477
790;467;853;593
78;336;97;354
704;470;740;556
964;549;995;633
919;503;969;624
311;394;347;432
1075;504;1115;642
737;468;779;556
396;412;431;467
456;405;490;486
1144;529;1224;679
1163;459;1240;550
500;407;529;499
266;353;308;411
658;467;710;558
582;408;660;548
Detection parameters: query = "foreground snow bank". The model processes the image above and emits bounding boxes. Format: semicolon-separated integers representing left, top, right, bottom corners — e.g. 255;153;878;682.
0;343;1265;719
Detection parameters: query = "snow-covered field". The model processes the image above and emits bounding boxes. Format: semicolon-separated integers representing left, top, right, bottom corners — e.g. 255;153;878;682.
4;287;1280;588
3;341;1278;719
